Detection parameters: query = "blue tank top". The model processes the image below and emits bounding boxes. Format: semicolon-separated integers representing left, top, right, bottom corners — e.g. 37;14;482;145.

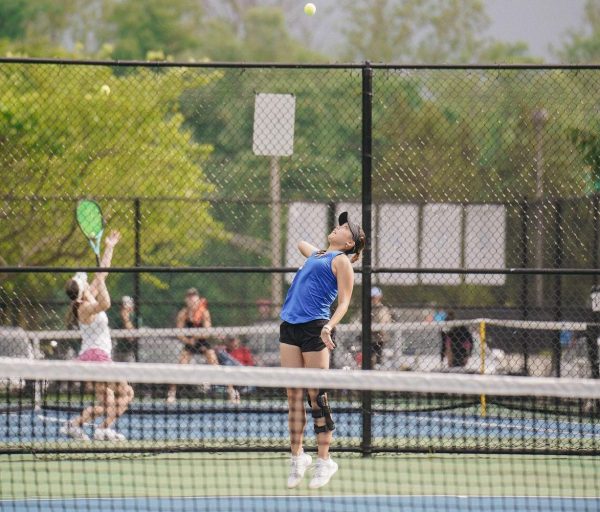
280;250;343;324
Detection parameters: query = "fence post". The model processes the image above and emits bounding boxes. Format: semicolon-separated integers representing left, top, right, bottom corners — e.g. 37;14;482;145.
360;61;373;457
269;156;283;308
519;198;530;375
589;293;600;380
593;193;600;277
552;199;563;377
589;194;600;379
134;198;142;345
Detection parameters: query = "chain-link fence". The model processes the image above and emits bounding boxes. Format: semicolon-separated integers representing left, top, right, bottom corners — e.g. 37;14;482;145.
1;60;600;381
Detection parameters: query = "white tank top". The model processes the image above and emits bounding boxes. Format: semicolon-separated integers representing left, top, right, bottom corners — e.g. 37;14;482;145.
79;311;112;357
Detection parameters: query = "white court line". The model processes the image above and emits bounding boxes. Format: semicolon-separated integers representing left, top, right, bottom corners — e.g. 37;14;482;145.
1;495;599;503
390;413;599;438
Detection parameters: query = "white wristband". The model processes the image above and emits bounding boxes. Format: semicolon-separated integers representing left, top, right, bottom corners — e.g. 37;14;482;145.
322;324;333;332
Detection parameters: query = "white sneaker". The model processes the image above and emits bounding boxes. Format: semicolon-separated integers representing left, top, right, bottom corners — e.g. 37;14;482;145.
94;427;126;441
309;457;338;489
287;452;312;489
60;421;90;441
228;388;241;404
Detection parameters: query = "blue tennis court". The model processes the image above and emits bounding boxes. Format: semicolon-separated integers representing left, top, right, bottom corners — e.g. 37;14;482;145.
3;406;598;444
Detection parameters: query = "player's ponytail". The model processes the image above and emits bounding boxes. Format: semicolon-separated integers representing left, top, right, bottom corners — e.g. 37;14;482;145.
65;279;81;326
350;229;366;264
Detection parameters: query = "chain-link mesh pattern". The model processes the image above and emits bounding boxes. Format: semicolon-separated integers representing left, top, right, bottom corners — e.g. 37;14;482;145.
1;61;600;383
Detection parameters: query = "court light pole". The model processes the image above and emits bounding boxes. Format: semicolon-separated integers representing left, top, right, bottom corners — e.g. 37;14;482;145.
532;108;548;309
270;156;282;308
252;93;296;308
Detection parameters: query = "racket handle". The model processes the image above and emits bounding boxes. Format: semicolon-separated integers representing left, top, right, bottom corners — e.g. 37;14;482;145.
95;254;100;266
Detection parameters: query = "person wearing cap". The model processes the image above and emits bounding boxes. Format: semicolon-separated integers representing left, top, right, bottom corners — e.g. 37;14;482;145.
370;286;393;367
280;211;365;490
61;230;134;442
167;288;240;404
440;311;474;369
225;336;255;366
113;296;137;363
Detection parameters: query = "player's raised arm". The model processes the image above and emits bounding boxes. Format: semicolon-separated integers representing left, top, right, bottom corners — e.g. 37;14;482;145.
298;240;319;258
83;231;120;316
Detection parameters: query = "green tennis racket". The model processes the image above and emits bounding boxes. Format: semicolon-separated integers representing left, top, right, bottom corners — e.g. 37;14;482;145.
76;199;105;266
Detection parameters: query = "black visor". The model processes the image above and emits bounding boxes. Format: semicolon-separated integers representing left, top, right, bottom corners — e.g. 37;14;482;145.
338;211;361;254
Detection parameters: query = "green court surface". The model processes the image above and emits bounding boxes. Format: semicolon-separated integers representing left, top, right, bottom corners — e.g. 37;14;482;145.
2;452;599;500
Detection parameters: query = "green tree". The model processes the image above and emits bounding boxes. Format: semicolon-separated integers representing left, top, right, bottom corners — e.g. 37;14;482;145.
23;0;86;45
104;0;203;60
341;0;490;63
195;5;324;63
0;0;31;41
479;41;538;64
196;18;243;62
559;0;600;63
0;0;108;50
240;6;323;62
572;121;600;192
340;0;534;64
0;61;224;296
412;0;489;63
369;68;594;310
177;66;361;321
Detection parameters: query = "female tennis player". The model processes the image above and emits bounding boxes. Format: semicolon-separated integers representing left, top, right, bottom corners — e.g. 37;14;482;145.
60;230;134;442
281;211;365;489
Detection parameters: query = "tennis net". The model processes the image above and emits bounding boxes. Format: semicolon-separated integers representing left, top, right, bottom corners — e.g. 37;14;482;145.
0;358;598;512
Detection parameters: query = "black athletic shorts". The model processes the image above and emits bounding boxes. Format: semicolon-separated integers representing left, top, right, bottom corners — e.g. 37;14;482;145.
183;339;211;355
280;319;335;352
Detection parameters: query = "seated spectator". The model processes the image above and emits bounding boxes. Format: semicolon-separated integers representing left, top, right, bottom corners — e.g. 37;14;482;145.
352;287;393;368
226;336;255;366
440;311;473;368
113;296;137;362
371;287;393;367
256;298;275;323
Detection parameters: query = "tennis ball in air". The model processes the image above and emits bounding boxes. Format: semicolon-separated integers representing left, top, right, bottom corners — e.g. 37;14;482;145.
100;84;111;96
304;3;316;16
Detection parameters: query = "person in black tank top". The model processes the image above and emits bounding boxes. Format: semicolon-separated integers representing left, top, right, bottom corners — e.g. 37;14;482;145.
166;288;240;404
183;316;211;354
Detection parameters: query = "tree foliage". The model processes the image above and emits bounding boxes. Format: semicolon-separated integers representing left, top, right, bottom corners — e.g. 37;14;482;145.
340;0;494;63
104;0;203;60
0;0;31;41
0;61;224;295
559;0;600;64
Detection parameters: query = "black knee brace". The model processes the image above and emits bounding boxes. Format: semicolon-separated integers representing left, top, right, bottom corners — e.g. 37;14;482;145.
307;390;335;434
